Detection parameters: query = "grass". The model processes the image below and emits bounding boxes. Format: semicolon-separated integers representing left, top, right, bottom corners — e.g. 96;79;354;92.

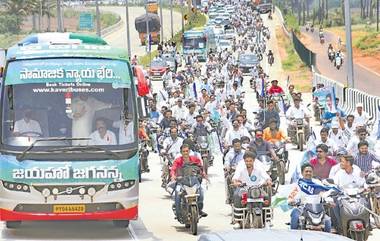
275;28;311;92
354;32;380;55
138;10;207;67
64;8;121;29
284;14;300;35
0;34;26;49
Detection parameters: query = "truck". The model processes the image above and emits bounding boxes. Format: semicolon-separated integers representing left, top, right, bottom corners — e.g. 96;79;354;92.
135;13;161;45
183;27;216;62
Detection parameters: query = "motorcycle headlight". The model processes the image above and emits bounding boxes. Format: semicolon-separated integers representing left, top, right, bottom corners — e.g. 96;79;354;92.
1;180;30;193
263;163;271;172
200;143;208;149
184;185;198;195
307;211;323;225
249;187;261;198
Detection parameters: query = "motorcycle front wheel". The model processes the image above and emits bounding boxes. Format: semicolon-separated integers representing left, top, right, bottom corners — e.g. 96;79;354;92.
190;206;198;235
253;213;264;229
297;133;304;151
278;161;286;185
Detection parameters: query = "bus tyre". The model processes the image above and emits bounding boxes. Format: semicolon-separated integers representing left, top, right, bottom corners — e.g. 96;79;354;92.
6;221;21;229
113;220;130;228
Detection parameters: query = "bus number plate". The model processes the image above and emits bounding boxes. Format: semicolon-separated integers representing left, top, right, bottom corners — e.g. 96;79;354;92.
53;205;85;213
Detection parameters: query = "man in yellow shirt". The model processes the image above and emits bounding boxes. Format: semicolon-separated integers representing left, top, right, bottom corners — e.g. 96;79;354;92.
263;118;288;144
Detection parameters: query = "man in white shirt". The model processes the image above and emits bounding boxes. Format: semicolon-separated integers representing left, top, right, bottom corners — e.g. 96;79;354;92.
333;155;364;188
69;94;112;145
161;127;184;158
353;103;370;127
113;119;134;145
89;118;117;145
185;103;198;126
172;98;189;121
329;122;348;149
232;151;272;187
286;97;310;124
13;109;42;137
224;119;250;147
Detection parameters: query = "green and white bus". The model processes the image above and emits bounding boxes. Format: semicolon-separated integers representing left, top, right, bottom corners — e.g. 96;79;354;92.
0;33;139;228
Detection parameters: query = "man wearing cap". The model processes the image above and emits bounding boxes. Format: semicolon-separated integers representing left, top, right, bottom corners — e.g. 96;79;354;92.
328;121;348;149
172;98;189;121
353;103;370;127
267;80;284;95
286;97;310;141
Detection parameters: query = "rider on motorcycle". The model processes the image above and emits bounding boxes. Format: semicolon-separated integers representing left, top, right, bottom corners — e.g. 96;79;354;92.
161;126;184;158
288;163;332;232
286;97;310;142
248;129;279;162
170;144;208;218
259;100;280;129
263;118;288;144
267;80;284;96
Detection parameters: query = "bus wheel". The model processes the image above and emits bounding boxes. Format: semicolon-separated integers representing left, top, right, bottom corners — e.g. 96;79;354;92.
113;220;129;228
6;221;21;229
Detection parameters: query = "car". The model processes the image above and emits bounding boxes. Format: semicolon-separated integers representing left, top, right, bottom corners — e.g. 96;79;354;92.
161;53;176;72
149;59;168;80
213;27;225;39
217;39;232;52
258;3;273;14
198;229;355;241
238;53;260;74
224;29;235;40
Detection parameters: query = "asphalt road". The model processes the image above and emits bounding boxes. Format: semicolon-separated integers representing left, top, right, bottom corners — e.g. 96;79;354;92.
102;6;183;57
300;28;380;97
1;10;380;241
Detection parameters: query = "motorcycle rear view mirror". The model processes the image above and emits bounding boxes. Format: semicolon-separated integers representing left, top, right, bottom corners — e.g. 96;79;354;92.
324;178;335;185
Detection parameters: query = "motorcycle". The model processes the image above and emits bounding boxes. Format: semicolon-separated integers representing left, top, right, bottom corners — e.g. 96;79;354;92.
366;167;380;228
334;184;370;241
272;141;289;174
232;184;273;229
160;150;175;189
172;164;204;235
328;49;335;62
288;118;308;151
320;35;325;44
257;153;284;194
268;54;274;66
335;55;343;70
195;135;213;175
138;140;150;182
310;26;314;32
294;195;329;231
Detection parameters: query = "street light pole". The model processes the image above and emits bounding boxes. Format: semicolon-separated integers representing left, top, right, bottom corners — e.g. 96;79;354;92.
126;0;132;58
95;0;101;36
170;0;174;38
344;0;354;88
377;0;379;32
56;0;64;32
181;0;185;32
160;0;163;43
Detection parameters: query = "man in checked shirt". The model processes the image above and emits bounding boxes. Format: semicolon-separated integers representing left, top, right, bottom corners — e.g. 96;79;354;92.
354;140;380;174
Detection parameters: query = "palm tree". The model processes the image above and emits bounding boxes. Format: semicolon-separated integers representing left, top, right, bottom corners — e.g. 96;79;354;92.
2;0;33;32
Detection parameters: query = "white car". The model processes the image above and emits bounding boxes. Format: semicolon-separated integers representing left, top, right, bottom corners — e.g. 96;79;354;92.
217;39;232;52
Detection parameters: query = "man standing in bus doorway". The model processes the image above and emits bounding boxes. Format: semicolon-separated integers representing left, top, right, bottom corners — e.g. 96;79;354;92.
68;93;112;145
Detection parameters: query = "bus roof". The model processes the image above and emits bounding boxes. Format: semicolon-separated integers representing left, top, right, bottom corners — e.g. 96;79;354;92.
6;33;129;62
184;28;206;37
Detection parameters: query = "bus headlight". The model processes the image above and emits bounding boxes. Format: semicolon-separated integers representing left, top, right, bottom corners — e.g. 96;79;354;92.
2;180;30;193
108;180;136;191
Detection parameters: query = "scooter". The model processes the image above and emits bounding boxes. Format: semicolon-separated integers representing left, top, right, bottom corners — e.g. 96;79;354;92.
335;55;343;70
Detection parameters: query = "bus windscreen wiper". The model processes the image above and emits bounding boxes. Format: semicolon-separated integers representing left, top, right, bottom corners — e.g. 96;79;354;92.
49;145;121;159
16;137;91;161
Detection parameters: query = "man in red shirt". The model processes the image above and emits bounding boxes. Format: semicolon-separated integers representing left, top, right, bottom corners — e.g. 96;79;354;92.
309;144;337;179
170;144;208;218
267;79;285;95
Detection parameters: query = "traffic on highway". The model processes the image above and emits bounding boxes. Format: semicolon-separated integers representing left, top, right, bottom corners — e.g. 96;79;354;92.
0;0;380;241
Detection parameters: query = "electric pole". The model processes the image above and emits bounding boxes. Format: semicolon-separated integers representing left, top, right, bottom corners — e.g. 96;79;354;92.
96;0;101;36
181;0;185;32
377;0;379;31
170;0;174;38
126;0;132;58
344;0;354;88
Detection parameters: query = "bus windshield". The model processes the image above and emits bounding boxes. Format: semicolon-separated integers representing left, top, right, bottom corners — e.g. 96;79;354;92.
2;58;136;149
183;37;206;50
